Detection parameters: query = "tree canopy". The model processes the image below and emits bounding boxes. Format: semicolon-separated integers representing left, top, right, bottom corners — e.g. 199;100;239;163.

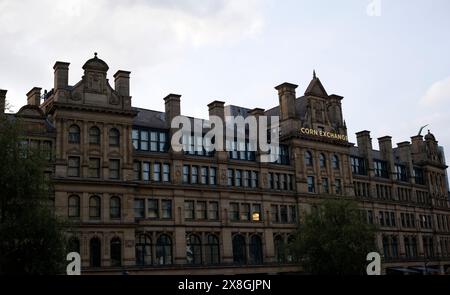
289;198;377;275
0;115;67;274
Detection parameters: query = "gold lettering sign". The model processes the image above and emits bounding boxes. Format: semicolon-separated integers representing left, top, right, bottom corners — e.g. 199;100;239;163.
300;128;348;141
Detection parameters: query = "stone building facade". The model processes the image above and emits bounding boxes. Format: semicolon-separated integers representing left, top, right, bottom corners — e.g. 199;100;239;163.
1;55;450;275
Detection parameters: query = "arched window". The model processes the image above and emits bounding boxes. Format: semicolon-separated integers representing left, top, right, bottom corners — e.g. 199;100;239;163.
332;155;340;169
186;234;202;265
89;126;100;145
68;124;80;144
68;195;80;218
156;234;172;265
249;235;263;264
89;196;101;219
68;237;80;254
110;237;122;267
319;153;326;168
232;234;246;264
305;151;313;166
136;234;152;266
205;234;220;265
90;237;101;267
110;196;121;219
274;235;285;263
109;128;120;147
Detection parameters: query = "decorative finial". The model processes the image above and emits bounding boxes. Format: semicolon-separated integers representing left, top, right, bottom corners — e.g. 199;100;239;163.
313;69;316;79
94;52;98;58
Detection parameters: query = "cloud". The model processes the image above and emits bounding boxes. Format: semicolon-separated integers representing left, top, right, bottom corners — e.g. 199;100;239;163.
0;0;264;110
421;76;450;106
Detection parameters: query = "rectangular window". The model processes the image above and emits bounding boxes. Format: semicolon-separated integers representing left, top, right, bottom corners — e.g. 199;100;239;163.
140;130;149;151
280;174;286;190
335;179;342;195
322;178;329;194
271;205;279;223
209;202;219;220
274;174;279;190
163;164;170;182
280;205;288;223
240;203;250;221
379;211;385;226
134;199;145;218
161;200;172;219
133;161;141;180
390;212;396;227
109;159;120;179
230;203;239;221
132;129;139;150
159;132;167;152
290;205;297;223
414;168;425;185
147;199;159;219
307;176;315;193
251;171;258;188
150;131;158;151
142;162;150;181
200;167;208;185
374;160;388;178
252;204;262;222
227;169;234;186
88;158;100;178
209;167;217;185
395;164;408;182
183;165;190;184
153;163;161;182
235;170;242;187
191;166;198;184
243;170;249;187
42;141;52;161
68;157;80;177
184;201;195;220
196;201;207;220
351;156;366;175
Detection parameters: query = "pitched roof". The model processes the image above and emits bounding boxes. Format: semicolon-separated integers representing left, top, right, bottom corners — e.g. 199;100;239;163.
304;72;329;98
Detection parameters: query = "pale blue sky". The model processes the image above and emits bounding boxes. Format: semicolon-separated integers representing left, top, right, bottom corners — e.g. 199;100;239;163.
1;0;450;153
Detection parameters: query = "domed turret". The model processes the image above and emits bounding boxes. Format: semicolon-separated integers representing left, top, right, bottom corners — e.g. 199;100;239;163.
82;52;109;72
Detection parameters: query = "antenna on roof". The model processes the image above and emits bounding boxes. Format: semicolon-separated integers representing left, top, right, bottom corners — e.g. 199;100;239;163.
313;70;317;79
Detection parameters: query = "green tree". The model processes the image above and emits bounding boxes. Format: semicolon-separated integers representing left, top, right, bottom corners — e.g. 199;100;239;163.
289;199;377;275
0;115;67;274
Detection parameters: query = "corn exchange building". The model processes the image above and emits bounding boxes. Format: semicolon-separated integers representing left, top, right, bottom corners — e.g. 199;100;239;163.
1;55;450;275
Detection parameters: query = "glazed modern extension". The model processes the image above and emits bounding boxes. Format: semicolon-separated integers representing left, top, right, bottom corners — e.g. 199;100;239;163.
1;55;450;275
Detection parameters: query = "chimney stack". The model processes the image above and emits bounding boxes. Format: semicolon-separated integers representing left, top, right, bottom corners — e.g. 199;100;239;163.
113;70;131;97
208;100;225;121
378;136;395;177
275;82;298;121
164;94;181;128
26;87;42;106
53;62;70;90
0;89;6;114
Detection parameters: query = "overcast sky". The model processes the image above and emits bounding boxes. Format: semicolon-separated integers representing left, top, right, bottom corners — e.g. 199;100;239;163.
1;0;450;155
